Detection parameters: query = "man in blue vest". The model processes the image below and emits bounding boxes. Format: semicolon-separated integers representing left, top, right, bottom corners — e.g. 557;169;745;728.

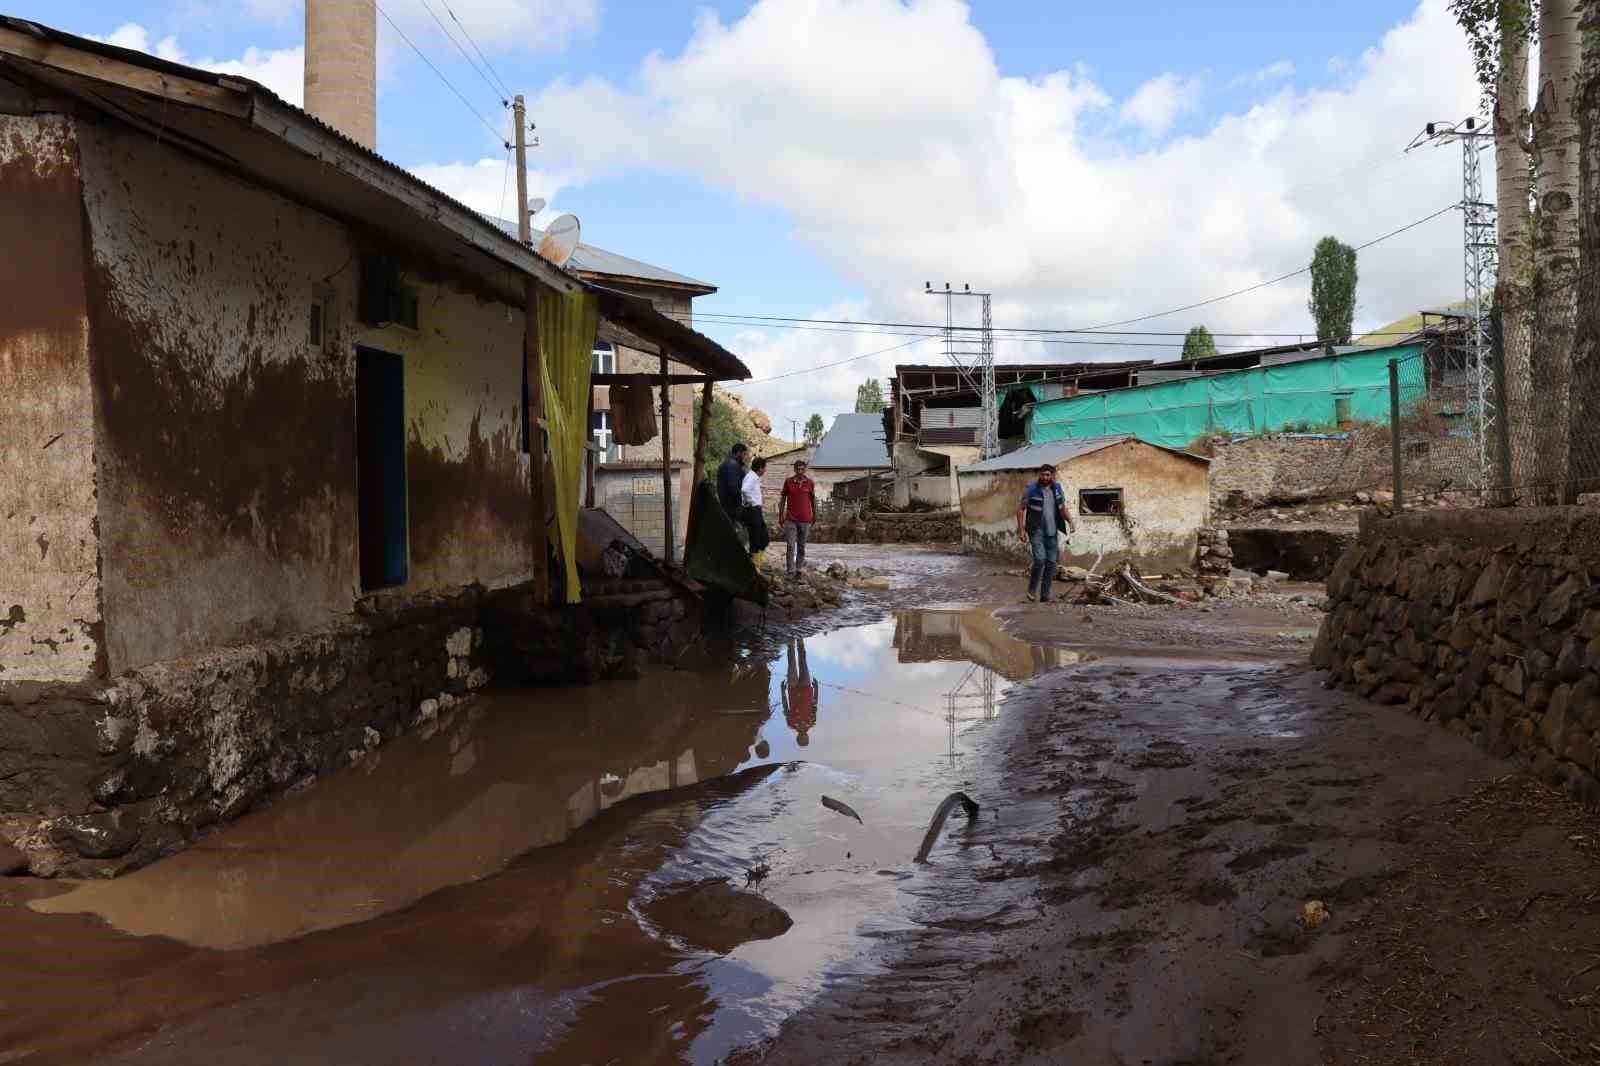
1015;463;1076;603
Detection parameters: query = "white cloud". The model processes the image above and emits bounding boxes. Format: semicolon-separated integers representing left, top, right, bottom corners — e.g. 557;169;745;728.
88;22;304;104
1119;72;1203;136
408;157;569;223
521;0;1475;431
1233;59;1295;85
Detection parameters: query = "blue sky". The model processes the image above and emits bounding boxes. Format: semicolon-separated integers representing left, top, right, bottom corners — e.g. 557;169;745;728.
22;1;1476;431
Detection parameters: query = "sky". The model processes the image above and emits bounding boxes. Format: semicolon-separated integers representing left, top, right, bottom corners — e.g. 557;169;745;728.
19;1;1481;435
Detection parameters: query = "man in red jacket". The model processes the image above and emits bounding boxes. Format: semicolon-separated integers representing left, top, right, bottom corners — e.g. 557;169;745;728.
778;459;817;577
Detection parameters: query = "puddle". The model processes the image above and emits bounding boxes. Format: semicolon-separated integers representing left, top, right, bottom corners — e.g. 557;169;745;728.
7;606;1082;1065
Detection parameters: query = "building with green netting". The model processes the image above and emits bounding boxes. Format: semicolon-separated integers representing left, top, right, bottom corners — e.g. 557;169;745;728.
1025;341;1427;449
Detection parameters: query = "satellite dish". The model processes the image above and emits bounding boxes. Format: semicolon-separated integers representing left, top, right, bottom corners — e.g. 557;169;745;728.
528;197;547;216
537;213;580;268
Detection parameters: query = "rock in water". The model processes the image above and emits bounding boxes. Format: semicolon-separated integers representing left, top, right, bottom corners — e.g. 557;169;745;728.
645;878;793;953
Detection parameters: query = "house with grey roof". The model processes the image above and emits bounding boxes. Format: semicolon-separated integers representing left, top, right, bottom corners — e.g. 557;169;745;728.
809;413;895;502
956;435;1210;572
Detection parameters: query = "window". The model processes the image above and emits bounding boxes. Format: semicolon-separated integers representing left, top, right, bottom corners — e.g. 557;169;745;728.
308;284;336;354
356;348;408;590
590;410;618;462
358;254;418;330
591;341;616;376
1079;488;1123;516
308;301;324;349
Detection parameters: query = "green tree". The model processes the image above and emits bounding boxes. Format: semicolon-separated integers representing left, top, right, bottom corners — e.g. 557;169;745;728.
1181;325;1217;361
694;396;744;480
855;378;885;413
804;413;825;445
1307;237;1358;345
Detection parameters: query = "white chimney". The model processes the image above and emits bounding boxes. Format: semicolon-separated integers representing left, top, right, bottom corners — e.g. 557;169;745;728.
304;0;377;150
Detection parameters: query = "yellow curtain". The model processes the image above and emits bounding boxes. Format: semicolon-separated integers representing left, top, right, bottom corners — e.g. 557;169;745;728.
537;286;598;604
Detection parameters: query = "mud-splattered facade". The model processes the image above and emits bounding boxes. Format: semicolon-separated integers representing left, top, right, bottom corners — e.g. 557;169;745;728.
956;437;1210;574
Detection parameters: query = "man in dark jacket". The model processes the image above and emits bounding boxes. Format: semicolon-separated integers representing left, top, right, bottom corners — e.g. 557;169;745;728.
1015;463;1075;603
717;443;750;533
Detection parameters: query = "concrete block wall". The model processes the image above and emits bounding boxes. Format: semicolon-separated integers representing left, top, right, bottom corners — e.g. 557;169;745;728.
1315;507;1600;806
596;466;687;559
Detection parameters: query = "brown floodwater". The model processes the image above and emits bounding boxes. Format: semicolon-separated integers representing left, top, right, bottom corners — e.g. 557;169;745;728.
0;606;1087;1065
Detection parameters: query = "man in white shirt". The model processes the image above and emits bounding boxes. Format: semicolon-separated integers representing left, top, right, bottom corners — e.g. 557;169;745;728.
741;457;771;567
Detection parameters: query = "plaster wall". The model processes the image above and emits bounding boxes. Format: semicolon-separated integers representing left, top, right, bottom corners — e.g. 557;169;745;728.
959;441;1209;573
0;115;103;682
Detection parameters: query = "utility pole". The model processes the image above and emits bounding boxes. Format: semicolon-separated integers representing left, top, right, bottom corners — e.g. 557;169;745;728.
1408;117;1496;489
513;93;548;600
513;95;531;244
790;418;799;443
924;283;997;459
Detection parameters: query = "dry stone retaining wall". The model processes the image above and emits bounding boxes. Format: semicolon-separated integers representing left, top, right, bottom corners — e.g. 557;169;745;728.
1314;507;1600;806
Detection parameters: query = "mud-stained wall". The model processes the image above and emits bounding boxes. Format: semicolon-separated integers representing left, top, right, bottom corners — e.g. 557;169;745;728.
363;273;530;594
0;115;103;683
958;442;1210;573
74;120;531;674
76;120;359;675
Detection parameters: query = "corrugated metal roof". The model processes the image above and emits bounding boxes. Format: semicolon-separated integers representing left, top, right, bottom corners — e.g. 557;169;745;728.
810;413;892;469
957;435;1209;474
487;216;715;292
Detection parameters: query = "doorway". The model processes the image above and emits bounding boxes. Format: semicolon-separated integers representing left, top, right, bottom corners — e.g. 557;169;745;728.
357;347;408;589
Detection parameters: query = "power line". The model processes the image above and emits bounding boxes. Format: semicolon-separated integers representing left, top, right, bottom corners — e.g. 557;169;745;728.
682;310;1423;341
723;336;927;389
415;0;507;106
376;2;507;145
1072;202;1459;331
665;202;1459;340
439;0;516;100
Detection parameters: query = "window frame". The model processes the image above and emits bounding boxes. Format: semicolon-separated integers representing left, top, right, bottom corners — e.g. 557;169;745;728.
1078;487;1124;517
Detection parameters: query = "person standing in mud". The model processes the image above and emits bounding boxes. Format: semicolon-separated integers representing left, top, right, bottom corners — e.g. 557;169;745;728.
1016;463;1075;603
777;458;816;578
718;442;751;538
781;638;819;746
742;457;771;568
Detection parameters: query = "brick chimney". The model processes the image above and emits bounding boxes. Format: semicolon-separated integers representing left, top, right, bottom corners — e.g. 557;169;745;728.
304;0;377;150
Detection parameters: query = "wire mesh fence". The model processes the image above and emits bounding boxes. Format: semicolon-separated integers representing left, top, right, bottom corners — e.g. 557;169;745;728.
1387;276;1600;508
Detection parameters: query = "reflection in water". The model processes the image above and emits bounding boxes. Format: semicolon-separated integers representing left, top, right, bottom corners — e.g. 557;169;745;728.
781;638;820;746
4;607;1084;1066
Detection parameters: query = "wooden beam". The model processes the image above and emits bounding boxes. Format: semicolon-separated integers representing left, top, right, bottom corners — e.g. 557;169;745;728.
590;372;711;385
684;379;716;565
525;280;549;604
659;352;675;565
0;28;251;116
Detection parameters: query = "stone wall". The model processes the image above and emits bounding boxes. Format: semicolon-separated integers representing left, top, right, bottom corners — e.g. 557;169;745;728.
2;577;700;878
1314;507;1600;806
813;509;961;544
1207;428;1467;516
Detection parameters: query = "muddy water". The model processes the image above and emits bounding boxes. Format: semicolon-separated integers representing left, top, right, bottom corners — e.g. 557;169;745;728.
0;607;1083;1065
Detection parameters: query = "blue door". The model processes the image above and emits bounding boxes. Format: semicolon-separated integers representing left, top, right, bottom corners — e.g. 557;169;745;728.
357;348;408;589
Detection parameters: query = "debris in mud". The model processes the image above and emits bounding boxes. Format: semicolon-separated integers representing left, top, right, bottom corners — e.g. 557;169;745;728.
644;877;794;954
1297;900;1331;929
821;795;864;824
745;863;771;889
913;791;981;864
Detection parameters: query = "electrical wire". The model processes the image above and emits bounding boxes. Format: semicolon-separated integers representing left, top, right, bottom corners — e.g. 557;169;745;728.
415;0;508;106
440;0;516;100
1070;202;1460;331
722;336;928;389
376;2;507;144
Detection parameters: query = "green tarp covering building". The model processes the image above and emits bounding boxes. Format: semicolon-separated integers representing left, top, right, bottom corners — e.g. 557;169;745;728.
1026;341;1424;449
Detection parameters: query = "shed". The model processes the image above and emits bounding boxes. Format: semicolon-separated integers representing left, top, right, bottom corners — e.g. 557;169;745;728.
956;436;1210;573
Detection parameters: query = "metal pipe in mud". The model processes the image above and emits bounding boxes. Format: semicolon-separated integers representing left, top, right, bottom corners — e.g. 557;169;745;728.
913;791;980;864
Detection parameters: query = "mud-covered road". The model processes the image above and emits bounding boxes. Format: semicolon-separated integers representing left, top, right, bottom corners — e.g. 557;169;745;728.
4;546;1599;1065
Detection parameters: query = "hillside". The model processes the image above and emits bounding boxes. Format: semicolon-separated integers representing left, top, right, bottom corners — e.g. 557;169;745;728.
1355;299;1472;346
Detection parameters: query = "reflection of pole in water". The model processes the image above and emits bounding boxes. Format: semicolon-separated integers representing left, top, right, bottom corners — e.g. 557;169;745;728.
944;663;996;759
982;667;996;720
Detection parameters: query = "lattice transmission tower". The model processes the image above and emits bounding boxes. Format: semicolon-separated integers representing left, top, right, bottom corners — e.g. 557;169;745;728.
925;283;997;458
1407;117;1497;487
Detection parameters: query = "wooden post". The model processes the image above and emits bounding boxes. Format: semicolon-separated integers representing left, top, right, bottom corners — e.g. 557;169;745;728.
684;379;716;566
660;351;674;565
526;280;549;602
584;376;597;509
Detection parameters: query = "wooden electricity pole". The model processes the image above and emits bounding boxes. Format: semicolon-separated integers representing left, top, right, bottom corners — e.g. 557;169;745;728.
514;94;549;602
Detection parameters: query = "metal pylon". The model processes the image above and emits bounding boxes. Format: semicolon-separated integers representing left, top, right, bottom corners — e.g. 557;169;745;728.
1408;118;1497;488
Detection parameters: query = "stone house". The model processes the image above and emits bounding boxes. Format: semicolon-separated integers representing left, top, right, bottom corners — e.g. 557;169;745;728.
808;414;893;504
0;18;747;875
956;436;1210;573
